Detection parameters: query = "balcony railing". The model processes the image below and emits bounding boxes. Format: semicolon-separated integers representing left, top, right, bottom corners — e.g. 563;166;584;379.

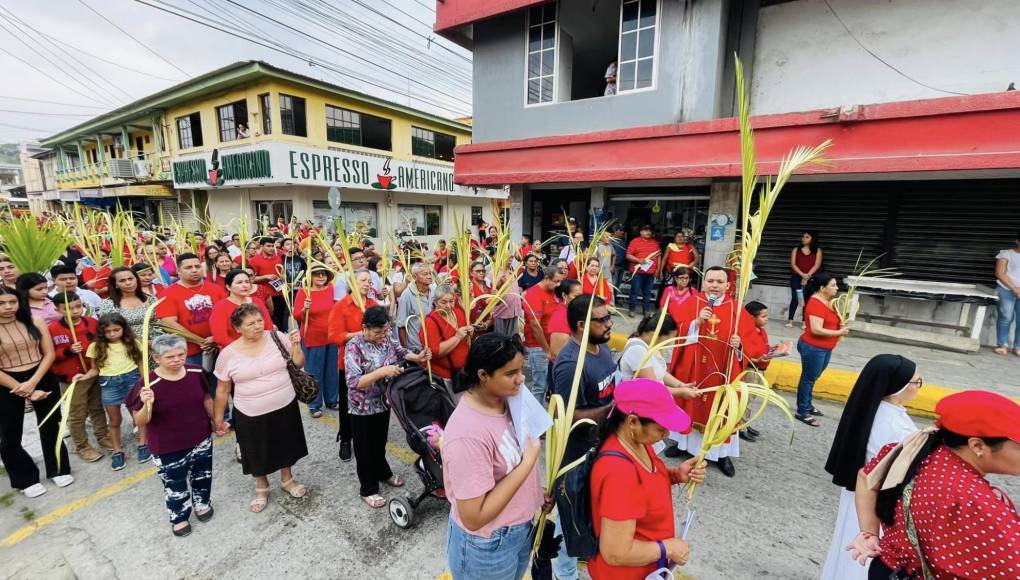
55;151;170;187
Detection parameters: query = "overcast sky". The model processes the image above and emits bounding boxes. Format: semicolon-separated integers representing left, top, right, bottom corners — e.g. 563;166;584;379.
0;0;472;143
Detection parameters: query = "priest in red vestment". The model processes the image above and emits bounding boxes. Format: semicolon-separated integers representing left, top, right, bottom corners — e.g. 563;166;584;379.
668;266;755;477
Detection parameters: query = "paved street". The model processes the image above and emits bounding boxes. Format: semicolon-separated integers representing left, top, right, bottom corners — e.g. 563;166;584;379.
5;382;1016;580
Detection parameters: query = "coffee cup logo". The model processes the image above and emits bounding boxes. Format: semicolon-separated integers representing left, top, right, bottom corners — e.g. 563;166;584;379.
372;158;397;190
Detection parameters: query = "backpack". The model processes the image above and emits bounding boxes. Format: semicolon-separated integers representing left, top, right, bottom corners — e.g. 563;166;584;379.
553;448;635;559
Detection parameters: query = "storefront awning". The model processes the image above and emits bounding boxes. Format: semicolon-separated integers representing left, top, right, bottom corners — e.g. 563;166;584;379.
453;92;1020;186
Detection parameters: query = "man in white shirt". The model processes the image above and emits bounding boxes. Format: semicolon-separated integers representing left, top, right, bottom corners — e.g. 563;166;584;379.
50;264;102;315
333;247;383;300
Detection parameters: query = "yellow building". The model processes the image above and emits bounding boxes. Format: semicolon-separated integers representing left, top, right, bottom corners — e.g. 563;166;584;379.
41;60;504;240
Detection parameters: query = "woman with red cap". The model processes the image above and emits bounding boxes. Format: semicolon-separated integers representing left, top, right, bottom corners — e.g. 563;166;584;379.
588;378;707;579
850;390;1020;579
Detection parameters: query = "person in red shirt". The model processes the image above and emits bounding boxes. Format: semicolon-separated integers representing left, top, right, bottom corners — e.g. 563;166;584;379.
739;301;789;443
49;291;108;462
155;253;227;365
419;285;472;399
432;240;450;274
248;237;287;332
794;273;848;426
82;249;113;299
588;379;705;580
466;261;491;330
327;270;378;462
851;390;1020;580
209;269;273;349
518;234;533;262
581;257;614;304
625;224;661;317
293;266;338;418
207;253;234;292
522;264;564;401
548;279;582;360
657;230;700;304
233;242;258;267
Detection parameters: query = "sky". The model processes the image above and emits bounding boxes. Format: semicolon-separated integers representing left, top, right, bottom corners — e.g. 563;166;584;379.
0;0;472;143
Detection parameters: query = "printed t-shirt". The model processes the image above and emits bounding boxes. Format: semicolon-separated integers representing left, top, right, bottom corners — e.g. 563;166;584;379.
801;296;840;350
155;281;227;356
442;402;543;539
588;433;675;580
522;284;557;348
551;340;616;463
248;252;283;297
125;366;211;455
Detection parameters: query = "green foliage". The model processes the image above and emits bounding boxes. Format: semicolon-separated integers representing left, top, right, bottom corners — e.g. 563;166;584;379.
0;216;69;274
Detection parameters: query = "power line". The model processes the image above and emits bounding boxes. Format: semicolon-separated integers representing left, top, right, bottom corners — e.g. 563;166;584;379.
364;0;470;63
132;0;470;117
77;0;190;77
0;108;97;117
822;0;969;97
37;30;183;82
0;120;62;132
0;45;118;106
0;95;109;109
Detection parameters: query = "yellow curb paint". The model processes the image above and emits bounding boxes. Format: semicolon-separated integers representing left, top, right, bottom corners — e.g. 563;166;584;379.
2;436;234;548
315;414;419;465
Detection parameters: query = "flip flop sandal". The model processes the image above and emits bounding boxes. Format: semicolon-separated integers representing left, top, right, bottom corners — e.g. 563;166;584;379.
280;478;308;498
362;494;386;509
795;415;821;427
994;346;1009;355
250;488;270;513
310;410;323;418
810;408;824;417
172;522;192;537
384;476;405;488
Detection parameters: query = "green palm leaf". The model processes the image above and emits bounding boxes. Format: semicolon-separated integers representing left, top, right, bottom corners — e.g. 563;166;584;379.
0;217;69;274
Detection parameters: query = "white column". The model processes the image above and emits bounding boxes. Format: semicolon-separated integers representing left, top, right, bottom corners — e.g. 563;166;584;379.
508;185;524;242
703;180;740;269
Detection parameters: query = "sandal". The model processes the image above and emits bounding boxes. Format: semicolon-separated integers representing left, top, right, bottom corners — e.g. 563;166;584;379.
310;410;323;418
809;407;824;417
795;415;821;427
784;321;794;328
994;346;1009;355
281;478;308;498
250;488;270;513
383;475;405;488
362;494;385;509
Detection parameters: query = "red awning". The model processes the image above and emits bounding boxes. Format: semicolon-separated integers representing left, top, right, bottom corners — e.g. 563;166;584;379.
453;92;1020;186
434;0;546;34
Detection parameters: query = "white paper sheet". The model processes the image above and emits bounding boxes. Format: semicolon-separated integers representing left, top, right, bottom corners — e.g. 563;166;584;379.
508;384;554;448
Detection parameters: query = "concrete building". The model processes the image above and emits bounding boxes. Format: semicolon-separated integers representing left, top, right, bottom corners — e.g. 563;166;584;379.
40;61;504;240
19;143;60;214
436;0;1020;346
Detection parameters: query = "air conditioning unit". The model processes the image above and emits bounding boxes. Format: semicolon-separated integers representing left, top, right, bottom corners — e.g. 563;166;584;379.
109;159;135;179
132;160;150;178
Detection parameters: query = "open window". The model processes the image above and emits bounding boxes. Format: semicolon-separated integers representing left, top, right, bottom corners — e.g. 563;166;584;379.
217;99;250;142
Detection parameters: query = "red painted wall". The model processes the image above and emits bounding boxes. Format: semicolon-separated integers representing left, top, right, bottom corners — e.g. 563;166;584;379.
434;0;546;34
453;92;1020;185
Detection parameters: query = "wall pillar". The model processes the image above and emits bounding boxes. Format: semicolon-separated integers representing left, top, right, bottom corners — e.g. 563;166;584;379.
508;185;524;243
703;179;740;269
94;135;105;164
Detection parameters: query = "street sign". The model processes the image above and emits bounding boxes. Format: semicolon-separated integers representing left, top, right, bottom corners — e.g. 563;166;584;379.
327;186;342;210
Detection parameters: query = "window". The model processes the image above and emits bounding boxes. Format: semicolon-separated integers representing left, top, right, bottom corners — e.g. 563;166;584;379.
216;100;249;142
176;112;203;149
253;200;293;225
398;204;442;236
135;136;145;160
411;127;456;162
312;201;379;237
280;93;307;137
526;3;557;104
618;0;658;92
88;149;97;164
325;105;393;151
259;93;272;135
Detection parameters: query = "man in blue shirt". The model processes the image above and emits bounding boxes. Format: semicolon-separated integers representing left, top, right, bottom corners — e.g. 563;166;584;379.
611;224;628;291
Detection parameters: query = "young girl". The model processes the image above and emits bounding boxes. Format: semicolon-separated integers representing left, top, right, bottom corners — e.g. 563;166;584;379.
73;313;148;470
208;253;234;290
17;273;61;324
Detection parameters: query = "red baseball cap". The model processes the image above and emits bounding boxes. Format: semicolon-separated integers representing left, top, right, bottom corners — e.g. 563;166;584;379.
613;379;692;433
935;390;1020;443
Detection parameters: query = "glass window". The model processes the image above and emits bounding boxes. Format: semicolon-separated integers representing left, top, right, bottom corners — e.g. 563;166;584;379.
176;112;202;149
259;93;272;135
411;127;455;161
325;105;393;151
526;3;557;105
216;100;249;142
343;202;378;237
398;204;442;236
618;0;657;92
279;93;307;137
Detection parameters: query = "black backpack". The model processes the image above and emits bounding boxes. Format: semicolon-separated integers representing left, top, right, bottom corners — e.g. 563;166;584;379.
553;448;635;559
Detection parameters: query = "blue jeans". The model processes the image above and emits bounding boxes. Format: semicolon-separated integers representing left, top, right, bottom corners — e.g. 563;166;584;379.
98;369;141;406
447;516;533;580
303;343;340;412
526;347;549;402
996;285;1020;348
551;515;578;579
629;273;654;313
789;274;805;321
796;339;833;417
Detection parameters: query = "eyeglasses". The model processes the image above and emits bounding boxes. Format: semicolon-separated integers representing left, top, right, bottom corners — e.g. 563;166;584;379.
591;314;613;325
907;378;923;389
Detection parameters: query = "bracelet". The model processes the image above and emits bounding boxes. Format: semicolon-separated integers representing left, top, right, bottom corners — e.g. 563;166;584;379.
860;530;879;539
656;540;667;567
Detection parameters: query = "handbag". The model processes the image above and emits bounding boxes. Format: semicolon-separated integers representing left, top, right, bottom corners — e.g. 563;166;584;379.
268;331;319;404
901;481;934;580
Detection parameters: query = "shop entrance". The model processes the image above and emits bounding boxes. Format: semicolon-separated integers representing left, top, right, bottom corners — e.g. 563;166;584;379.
605;188;710;251
530;188;590;246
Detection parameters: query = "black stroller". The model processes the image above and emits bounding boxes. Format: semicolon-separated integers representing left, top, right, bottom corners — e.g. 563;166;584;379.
384;364;456;529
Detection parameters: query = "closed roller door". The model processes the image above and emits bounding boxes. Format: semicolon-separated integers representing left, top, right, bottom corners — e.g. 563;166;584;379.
892;182;1020;285
751;183;890;286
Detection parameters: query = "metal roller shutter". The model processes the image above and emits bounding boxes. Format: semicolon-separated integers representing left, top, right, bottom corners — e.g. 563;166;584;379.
751;183;890;286
892;182;1020;285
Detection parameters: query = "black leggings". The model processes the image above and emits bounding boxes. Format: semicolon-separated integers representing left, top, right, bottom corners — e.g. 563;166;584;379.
868;557;912;580
350;410;393;497
0;368;69;489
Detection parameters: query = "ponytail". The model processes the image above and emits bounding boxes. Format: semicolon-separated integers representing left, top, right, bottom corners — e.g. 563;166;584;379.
454;333;525;394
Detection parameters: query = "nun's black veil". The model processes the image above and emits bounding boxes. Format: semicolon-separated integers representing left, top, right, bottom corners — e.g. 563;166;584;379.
824;354;917;491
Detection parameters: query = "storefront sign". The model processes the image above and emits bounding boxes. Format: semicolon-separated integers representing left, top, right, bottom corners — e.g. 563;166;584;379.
122;184;175;197
171;142;505;198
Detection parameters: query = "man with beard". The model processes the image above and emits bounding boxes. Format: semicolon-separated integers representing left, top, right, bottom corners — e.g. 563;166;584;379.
549;293;616;580
668;266;754;477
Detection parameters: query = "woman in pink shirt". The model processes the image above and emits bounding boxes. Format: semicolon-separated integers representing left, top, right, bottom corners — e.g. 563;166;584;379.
443;334;552;580
213;303;308;514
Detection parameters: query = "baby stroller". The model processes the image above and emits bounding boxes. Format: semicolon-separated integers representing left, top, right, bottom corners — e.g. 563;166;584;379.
384;363;456;529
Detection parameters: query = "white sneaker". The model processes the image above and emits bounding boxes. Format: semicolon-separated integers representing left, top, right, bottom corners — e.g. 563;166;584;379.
22;483;47;498
51;475;75;488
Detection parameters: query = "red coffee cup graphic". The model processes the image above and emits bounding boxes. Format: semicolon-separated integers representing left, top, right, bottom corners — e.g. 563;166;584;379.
376;174;394;189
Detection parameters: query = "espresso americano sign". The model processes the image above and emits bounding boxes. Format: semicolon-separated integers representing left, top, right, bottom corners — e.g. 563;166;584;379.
172;142;504;198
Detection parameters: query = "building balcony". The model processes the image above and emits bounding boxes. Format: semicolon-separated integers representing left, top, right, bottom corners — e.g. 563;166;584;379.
55;152;171;190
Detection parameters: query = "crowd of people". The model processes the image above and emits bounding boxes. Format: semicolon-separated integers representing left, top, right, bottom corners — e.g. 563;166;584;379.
1;214;1018;580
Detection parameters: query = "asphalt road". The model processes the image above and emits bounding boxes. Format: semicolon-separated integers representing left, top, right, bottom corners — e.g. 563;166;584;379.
3;393;1018;580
